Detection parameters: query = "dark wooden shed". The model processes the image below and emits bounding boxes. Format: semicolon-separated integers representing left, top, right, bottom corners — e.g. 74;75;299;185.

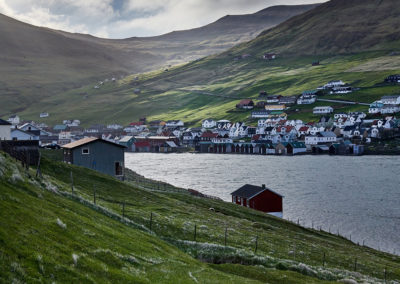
231;184;283;217
62;137;125;179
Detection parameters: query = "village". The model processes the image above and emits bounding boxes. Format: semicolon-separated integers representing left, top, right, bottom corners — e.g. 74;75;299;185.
1;73;400;157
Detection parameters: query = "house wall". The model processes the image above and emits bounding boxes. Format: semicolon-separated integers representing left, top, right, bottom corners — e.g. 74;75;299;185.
11;130;38;141
249;190;283;213
0;125;11;140
70;141;125;178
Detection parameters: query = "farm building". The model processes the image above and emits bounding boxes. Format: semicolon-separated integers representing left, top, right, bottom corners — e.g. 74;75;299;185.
119;136;136;152
231;184;283;217
62;137;126;179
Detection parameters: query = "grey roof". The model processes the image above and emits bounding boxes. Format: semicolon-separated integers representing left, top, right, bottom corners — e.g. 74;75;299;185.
119;136;134;143
231;184;283;199
319;131;336;137
0;119;11;125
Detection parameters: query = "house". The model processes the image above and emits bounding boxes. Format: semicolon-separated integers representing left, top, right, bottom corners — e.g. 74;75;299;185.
53;124;69;133
133;141;151;152
278;96;297;105
287;142;307;155
369;101;384;114
330;86;353;94
119;136;136;152
166;120;184;127
381;104;400;114
265;105;285;111
63;137;126;179
313;106;333;114
266;95;282;103
259;91;268;98
200;132;219;142
0;119;11;140
7;115;20;125
263;53;277;60
323;80;345;89
297;94;316;105
231;184;283;217
381;95;400;105
202;119;216;129
385;74;400;84
251;110;270;118
11;129;40;141
256;101;268;108
305;131;337;145
236;99;254;109
40;112;49;118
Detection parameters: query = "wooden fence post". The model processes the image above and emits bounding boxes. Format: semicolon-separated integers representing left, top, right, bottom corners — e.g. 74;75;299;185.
122;202;125;218
323;252;326;267
194;224;197;242
254;236;258;254
149;212;153;231
70;171;74;193
384;267;387;283
354;258;357;271
36;152;42;178
93;185;96;204
224;228;227;246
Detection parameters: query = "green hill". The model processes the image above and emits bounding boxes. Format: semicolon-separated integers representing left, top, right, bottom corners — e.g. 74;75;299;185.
4;0;400;126
233;0;400;56
0;4;316;118
1;150;399;282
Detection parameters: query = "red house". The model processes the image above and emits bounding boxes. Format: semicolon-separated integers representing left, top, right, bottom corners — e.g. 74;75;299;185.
231;184;283;217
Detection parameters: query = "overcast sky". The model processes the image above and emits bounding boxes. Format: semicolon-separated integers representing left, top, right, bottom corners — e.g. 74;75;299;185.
0;0;326;38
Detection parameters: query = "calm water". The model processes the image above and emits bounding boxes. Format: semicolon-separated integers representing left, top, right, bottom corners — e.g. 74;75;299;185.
125;153;400;254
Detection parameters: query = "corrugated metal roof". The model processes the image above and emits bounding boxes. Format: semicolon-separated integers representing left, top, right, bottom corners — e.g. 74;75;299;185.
62;137;125;149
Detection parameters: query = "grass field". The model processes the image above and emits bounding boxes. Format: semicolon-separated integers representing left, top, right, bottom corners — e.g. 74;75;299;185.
1;150;399;282
9;50;399;127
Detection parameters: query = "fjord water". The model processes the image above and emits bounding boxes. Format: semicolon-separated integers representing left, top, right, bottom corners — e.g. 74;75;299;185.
125;153;400;254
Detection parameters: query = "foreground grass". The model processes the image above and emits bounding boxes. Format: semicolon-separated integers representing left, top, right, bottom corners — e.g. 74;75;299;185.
1;151;399;283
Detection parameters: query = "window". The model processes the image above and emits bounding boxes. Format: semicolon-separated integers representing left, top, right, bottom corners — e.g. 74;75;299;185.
115;162;123;176
82;148;90;155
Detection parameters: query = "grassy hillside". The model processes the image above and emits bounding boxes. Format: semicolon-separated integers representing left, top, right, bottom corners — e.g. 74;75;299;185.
0;5;316;118
233;0;400;56
1;150;399;282
17;51;400;126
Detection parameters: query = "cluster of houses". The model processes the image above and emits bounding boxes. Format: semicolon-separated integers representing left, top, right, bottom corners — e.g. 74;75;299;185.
369;95;400;115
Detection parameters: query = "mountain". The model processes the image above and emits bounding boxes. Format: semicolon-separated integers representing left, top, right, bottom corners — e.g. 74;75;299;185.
0;4;318;117
233;0;400;56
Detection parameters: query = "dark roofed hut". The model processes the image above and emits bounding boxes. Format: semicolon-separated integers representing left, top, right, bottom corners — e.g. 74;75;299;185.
62;137;126;179
231;184;283;217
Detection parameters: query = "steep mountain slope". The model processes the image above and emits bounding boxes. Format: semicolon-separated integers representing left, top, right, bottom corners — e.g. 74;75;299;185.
0;4;317;117
233;0;400;56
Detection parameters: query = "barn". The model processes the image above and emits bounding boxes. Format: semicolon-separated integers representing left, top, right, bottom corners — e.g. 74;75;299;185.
231;184;283;217
63;137;126;179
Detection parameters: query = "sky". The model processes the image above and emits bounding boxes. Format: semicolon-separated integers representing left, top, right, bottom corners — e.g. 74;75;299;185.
0;0;325;39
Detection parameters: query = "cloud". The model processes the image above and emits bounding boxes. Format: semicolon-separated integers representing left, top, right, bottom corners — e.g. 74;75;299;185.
0;0;326;38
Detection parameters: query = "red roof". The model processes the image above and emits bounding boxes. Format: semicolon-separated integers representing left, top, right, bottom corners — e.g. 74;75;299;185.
238;99;254;106
299;126;309;132
129;122;144;126
201;132;219;138
134;141;150;147
285;126;294;132
252;134;261;141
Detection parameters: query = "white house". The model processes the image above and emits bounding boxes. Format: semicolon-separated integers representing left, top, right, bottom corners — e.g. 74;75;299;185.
381;95;400;105
7;115;20;125
11;129;39;141
0;119;11;140
19;123;40;132
297;95;316;105
40;112;49;118
369;101;384;114
166;120;184;127
381;105;400;114
313;106;333;114
330;86;352;94
305;131;337;145
107;124;123;130
202;119;216;129
323;80;345;89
